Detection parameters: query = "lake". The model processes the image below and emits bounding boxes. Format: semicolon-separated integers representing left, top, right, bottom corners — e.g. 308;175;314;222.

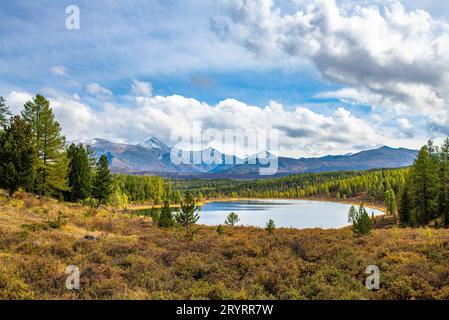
132;199;384;229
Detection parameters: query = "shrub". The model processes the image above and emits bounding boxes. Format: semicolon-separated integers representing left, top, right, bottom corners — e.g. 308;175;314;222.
216;225;225;236
265;219;276;234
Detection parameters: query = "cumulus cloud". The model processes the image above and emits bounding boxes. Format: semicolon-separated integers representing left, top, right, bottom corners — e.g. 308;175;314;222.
4;89;389;158
131;80;152;97
211;0;449;129
86;82;112;97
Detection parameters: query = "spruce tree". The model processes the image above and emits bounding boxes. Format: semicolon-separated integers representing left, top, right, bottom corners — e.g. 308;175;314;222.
158;199;175;228
67;143;92;201
92;155;113;206
0;96;12;130
0;116;35;197
21;94;68;196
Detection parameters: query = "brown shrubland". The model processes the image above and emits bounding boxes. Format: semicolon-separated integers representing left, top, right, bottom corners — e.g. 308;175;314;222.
1;192;449;300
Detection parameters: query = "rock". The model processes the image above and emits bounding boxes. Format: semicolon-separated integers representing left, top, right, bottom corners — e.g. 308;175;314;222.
84;235;97;241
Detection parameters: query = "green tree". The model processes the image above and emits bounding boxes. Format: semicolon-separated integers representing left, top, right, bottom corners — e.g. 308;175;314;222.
399;177;412;226
225;212;240;226
265;219;276;234
385;188;397;217
0;96;12;130
92;155;113;206
438;138;449;227
0;116;35;197
348;205;357;224
348;204;373;235
409;144;439;226
21;94;68;196
176;193;199;234
158;200;174;228
67;143;92;201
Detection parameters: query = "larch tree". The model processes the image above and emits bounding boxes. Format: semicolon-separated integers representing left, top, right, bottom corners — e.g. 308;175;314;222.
409;144;440;226
439;138;449;226
21;94;68;196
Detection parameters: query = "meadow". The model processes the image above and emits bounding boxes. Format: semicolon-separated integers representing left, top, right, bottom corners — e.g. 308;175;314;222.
1;191;449;300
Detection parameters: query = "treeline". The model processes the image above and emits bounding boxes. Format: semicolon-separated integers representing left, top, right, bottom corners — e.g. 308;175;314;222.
173;168;407;205
0;95;114;207
399;140;449;227
114;174;182;205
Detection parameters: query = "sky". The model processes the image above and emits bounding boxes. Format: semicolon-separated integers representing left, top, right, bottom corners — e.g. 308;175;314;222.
1;0;449;158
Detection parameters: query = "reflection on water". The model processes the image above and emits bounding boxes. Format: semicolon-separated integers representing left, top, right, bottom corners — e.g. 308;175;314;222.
131;199;384;230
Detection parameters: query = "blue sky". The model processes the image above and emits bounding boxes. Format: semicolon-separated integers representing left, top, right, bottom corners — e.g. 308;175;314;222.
1;0;449;157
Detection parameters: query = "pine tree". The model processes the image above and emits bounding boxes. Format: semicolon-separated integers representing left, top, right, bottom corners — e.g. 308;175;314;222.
158;199;175;228
348;204;373;235
92;155;113;206
67;143;92;201
225;212;240;226
176;193;199;234
409;145;440;226
0;116;35;197
21;94;68;196
0;96;12;130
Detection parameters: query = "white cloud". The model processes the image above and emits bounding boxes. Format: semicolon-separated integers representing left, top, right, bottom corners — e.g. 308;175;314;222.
4;89;393;158
397;118;416;138
131;80;152;97
4;90;33;115
86;82;112;97
50;66;68;77
211;0;449;131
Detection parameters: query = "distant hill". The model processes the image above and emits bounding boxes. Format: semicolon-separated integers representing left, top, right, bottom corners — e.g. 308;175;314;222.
82;137;418;178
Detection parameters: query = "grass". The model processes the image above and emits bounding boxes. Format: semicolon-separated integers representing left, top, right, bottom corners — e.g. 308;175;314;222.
1;191;449;300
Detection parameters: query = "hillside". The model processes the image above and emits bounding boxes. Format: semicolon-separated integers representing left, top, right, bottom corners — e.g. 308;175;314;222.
1;192;449;300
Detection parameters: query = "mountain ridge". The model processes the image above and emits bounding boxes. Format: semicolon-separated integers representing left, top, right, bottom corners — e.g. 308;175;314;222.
80;137;418;178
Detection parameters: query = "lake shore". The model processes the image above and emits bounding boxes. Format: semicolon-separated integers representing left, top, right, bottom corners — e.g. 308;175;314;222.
125;197;386;213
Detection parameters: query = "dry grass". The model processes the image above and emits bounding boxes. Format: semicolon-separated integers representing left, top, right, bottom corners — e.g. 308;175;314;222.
1;191;449;300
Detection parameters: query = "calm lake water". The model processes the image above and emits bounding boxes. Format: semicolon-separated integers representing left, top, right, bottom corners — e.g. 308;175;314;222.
132;199;384;229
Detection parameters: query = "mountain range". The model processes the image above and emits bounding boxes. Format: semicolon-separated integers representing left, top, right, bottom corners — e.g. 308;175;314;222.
83;137;418;178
